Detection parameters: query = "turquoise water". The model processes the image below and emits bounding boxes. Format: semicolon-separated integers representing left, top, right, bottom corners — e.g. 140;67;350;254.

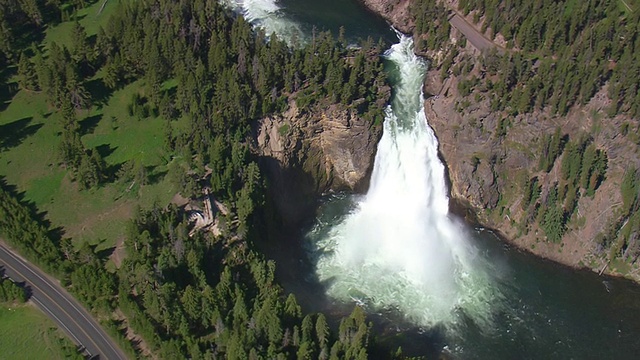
309;36;502;334
279;0;396;44
221;1;640;358
309;195;640;359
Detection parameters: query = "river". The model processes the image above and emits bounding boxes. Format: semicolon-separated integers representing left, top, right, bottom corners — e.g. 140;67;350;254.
220;1;640;359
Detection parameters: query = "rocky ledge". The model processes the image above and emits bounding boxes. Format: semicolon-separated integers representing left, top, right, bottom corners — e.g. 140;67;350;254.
360;0;415;34
254;100;383;226
424;65;639;278
361;0;640;281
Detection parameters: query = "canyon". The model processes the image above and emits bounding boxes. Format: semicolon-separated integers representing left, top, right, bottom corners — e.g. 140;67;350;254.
359;0;640;281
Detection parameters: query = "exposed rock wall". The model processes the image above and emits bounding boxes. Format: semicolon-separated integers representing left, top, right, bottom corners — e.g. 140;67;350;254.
425;66;640;272
255;102;382;226
360;0;414;34
361;0;640;281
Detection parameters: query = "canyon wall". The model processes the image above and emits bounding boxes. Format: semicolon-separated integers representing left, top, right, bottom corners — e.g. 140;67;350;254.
255;101;383;226
361;0;640;281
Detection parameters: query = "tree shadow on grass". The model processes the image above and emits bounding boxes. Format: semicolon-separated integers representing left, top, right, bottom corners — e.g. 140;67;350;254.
94;144;121;182
85;78;114;108
106;161;125;185
79;114;102;135
0;67;17;113
0;117;44;152
95;143;116;158
147;165;168;185
0;176;65;248
94;243;116;263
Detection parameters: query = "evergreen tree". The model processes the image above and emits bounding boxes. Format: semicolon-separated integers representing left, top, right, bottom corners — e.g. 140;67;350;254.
77;152;99;190
70;21;89;64
17;51;37;90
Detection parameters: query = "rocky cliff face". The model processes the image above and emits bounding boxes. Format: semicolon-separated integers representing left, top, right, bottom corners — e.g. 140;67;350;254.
424;64;639;274
360;0;415;34
255;101;382;226
361;0;640;281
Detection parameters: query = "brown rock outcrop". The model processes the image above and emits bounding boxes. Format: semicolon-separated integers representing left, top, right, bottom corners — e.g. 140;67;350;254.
360;0;414;34
426;71;640;277
361;0;640;281
255;101;383;226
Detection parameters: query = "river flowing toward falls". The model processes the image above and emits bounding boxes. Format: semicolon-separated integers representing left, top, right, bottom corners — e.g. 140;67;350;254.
306;36;502;331
220;0;306;43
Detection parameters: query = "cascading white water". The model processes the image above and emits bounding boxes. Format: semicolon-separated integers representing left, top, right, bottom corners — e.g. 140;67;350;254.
219;0;305;44
308;36;499;330
220;0;500;331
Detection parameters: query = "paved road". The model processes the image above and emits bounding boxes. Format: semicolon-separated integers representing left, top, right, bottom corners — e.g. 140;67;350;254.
0;244;127;360
449;14;497;52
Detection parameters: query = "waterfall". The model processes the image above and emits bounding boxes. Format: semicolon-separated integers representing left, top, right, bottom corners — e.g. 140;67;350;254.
219;0;500;330
308;36;499;329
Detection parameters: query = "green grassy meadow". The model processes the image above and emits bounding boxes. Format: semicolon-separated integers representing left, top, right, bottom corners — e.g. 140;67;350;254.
44;0;117;48
0;0;176;255
0;304;79;359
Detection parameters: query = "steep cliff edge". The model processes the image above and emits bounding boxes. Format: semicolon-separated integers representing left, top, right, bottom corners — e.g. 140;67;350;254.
255;100;384;226
361;0;640;281
425;67;640;278
360;0;415;34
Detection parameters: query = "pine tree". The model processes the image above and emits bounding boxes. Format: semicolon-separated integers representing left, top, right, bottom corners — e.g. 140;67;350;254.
58;128;83;169
70;21;89;63
77;152;99;190
17;52;38;90
315;314;329;348
19;0;43;26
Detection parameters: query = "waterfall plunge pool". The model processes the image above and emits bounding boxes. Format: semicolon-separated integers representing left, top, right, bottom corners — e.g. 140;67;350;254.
219;1;640;358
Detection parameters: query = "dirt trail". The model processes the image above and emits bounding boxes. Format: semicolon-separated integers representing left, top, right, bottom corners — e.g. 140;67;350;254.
449;14;498;52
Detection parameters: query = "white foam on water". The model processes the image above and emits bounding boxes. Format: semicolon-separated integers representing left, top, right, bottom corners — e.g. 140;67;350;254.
307;35;501;330
219;0;305;44
220;0;502;331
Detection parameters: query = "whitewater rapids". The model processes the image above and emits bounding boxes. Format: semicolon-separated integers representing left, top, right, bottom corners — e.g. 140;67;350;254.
219;0;305;43
219;0;501;331
307;36;500;330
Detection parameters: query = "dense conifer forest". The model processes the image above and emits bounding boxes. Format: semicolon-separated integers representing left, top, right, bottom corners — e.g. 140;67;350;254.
4;0;638;357
408;0;640;270
460;0;640;118
411;0;640;117
0;0;394;358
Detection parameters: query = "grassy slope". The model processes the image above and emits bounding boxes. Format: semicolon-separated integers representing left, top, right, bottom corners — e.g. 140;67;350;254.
0;304;77;359
0;1;178;356
0;0;176;254
44;0;117;46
